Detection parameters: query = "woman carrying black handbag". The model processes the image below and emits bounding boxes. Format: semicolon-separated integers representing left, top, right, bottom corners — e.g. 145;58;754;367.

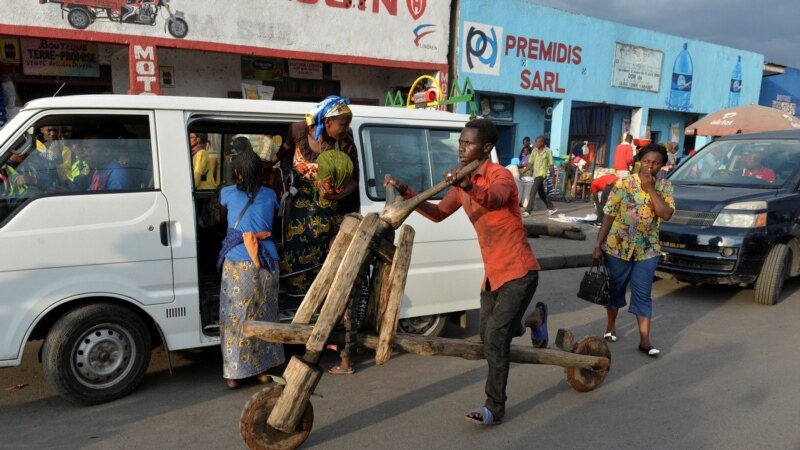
592;144;674;357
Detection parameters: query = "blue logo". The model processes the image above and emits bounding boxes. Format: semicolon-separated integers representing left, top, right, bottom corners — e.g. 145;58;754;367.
462;22;502;75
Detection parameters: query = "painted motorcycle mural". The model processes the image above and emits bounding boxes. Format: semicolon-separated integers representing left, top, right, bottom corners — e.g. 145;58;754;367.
38;0;189;39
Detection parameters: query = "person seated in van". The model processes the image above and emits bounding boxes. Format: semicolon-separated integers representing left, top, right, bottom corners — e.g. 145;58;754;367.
61;128;91;190
83;130;133;191
385;118;541;425
739;150;775;183
190;132;218;190
268;95;361;375
2;143;59;196
216;148;284;390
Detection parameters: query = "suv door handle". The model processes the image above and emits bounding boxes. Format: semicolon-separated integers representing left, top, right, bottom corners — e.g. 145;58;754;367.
160;221;169;246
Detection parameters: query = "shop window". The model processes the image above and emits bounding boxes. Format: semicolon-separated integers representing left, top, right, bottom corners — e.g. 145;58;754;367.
0;114;154;224
361;125;461;200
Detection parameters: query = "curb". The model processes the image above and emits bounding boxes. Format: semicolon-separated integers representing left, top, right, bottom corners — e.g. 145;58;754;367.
538;254;594;271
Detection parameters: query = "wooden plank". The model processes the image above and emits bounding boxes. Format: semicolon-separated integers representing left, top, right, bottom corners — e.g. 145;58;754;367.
243;321;609;371
292;214;361;325
375;224;415;365
305;213;382;357
266;356;321;434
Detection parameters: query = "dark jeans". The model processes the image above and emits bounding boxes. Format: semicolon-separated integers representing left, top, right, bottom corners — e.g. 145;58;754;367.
523;176;554;212
479;270;539;420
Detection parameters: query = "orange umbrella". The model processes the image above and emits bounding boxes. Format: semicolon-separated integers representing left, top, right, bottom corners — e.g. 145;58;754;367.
685;104;800;136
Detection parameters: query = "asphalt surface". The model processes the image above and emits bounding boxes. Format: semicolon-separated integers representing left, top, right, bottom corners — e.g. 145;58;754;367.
3;267;800;449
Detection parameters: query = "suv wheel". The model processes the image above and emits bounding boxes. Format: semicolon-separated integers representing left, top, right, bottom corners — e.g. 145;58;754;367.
754;244;790;305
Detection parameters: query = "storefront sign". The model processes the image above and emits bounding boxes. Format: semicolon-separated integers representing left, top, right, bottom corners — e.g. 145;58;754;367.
772;95;797;115
0;37;20;64
242;57;285;81
128;44;162;95
288;60;323;80
5;1;450;68
20;38;99;77
611;43;663;93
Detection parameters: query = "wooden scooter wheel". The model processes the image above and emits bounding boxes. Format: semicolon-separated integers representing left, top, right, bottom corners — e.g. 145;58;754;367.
565;336;611;392
240;385;314;450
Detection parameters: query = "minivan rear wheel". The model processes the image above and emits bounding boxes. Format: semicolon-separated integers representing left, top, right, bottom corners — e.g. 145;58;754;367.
754;244;790;306
398;314;448;337
42;303;152;405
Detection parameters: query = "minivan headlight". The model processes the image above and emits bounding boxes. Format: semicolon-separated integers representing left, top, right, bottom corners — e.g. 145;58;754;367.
713;201;767;228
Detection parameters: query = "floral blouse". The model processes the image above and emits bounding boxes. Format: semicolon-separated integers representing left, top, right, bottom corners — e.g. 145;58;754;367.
602;174;674;261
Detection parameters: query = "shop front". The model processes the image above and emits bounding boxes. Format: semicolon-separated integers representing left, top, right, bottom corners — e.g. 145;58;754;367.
453;0;764;171
0;0;452;122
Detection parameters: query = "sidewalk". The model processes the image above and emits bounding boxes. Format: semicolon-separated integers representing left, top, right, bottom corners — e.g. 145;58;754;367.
522;197;597;271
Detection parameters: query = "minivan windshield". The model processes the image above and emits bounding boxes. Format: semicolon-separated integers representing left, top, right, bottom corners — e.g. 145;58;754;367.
670;139;800;188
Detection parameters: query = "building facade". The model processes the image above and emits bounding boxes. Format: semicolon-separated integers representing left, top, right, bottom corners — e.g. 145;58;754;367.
0;0;452;124
454;0;764;165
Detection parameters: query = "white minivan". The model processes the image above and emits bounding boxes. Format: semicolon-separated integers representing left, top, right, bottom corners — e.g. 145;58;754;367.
0;95;486;404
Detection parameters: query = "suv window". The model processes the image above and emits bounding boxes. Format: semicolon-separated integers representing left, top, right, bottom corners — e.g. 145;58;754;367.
361;125;461;200
670;140;800;187
0;114;154;224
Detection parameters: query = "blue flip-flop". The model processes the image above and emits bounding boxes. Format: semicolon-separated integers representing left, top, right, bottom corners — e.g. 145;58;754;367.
465;406;500;425
531;302;548;347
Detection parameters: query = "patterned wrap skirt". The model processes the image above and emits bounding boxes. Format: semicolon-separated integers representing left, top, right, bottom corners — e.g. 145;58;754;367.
220;260;285;380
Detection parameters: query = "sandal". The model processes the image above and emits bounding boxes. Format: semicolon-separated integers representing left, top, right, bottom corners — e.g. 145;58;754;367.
603;331;617;342
465;406;500;425
327;362;354;375
256;373;272;384
638;345;660;357
528;302;548;347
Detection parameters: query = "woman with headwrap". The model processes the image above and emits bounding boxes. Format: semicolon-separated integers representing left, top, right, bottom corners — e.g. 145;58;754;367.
268;96;362;374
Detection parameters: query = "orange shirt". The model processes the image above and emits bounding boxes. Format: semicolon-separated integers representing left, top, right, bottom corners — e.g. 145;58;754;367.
590;174;619;193
404;159;540;291
613;142;634;171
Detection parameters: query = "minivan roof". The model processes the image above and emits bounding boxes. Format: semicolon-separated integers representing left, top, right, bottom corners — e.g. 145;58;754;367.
23;95;473;123
717;129;800;141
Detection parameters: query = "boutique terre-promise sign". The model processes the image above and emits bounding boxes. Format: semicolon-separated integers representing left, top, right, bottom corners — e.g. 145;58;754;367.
21;38;99;78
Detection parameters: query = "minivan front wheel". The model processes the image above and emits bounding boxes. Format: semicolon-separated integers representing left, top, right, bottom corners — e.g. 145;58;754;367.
42;303;152;405
754;244;790;306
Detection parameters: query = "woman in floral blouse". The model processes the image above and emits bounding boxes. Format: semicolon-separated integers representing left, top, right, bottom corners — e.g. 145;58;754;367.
592;144;674;357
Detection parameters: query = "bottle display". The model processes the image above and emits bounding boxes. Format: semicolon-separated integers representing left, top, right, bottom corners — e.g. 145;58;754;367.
666;43;693;111
728;55;742;108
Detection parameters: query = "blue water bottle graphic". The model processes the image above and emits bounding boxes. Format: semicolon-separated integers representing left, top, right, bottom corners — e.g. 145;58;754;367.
728;55;742;108
666;43;693;111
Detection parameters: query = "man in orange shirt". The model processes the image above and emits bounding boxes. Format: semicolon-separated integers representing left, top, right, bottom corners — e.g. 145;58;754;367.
590;172;619;225
386;118;541;426
613;134;634;177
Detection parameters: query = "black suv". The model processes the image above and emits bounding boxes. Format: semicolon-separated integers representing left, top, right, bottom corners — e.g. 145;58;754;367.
657;130;800;305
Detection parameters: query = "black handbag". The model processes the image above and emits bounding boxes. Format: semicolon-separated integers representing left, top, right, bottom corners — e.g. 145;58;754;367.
577;261;612;306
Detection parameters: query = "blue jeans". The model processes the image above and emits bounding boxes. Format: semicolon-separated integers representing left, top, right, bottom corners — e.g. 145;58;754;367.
479;270;539;420
604;254;658;318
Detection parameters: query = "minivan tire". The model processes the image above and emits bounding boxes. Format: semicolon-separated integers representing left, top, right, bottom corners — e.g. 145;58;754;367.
754;244;790;306
398;314;448;337
42;302;152;405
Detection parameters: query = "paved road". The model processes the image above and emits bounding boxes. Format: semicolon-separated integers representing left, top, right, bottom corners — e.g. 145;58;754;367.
3;267;800;449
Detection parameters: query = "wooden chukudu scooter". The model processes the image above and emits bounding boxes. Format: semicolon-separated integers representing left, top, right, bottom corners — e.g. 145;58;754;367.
238;161;611;450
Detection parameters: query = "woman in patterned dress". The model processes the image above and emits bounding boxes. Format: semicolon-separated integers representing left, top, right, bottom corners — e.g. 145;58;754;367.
268;96;361;374
592;144;674;357
217;149;284;389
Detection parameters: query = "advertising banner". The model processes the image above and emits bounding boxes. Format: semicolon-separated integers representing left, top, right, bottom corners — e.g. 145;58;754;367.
611;43;663;93
0;0;449;68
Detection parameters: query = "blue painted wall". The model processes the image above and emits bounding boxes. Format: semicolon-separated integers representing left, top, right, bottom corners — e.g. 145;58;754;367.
456;0;764;114
760;67;800;118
